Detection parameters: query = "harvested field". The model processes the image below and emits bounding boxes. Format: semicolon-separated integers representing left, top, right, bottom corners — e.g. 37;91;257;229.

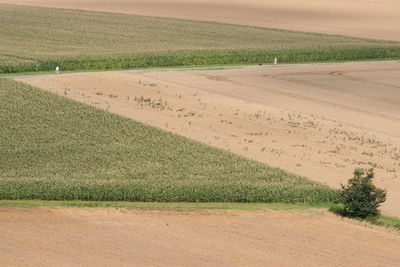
1;207;400;266
19;61;400;217
2;0;400;41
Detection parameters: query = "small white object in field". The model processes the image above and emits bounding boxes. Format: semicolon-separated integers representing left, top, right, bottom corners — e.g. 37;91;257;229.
55;66;60;74
274;57;277;65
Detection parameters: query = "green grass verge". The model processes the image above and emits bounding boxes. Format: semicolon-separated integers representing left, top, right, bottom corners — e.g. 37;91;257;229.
0;79;340;203
377;216;400;231
1;4;400;74
0;200;331;211
329;204;400;231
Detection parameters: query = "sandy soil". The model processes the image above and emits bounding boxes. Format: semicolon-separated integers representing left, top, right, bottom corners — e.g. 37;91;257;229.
1;0;400;41
19;61;400;217
1;207;400;266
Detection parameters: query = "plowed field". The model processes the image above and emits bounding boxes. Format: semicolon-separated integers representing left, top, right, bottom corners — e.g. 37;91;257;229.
1;207;400;266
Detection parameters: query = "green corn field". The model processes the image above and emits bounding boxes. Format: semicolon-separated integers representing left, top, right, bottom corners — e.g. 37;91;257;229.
1;4;400;74
0;79;340;203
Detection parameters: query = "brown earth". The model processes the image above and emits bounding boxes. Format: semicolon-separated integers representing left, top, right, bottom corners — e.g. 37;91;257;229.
4;1;400;263
19;61;400;217
1;0;400;41
1;206;400;266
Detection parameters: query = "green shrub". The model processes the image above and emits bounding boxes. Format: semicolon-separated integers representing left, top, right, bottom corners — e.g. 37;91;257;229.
339;168;386;218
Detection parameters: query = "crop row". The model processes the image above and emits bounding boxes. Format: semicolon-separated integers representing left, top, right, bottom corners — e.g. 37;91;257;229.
2;47;400;74
0;178;339;203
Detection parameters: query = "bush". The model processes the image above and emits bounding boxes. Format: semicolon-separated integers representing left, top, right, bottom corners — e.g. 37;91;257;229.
339;168;386;219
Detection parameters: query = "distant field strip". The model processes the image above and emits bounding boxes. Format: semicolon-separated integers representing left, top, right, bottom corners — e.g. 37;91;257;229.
1;4;400;74
0;79;338;202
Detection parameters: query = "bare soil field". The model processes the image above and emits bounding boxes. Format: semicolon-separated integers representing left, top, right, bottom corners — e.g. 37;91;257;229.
1;207;400;266
19;61;400;217
1;0;400;41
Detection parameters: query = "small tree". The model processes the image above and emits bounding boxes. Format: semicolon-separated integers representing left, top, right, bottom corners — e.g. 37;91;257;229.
340;168;386;219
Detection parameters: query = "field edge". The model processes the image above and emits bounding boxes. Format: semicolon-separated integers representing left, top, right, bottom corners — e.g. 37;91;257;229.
2;200;398;231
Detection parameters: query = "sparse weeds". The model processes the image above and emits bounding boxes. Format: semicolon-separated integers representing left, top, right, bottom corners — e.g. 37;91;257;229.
134;96;169;110
184;111;196;117
362;151;374;157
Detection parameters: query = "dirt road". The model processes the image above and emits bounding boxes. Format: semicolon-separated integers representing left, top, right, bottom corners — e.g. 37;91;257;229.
19;61;400;217
1;207;399;266
1;0;400;41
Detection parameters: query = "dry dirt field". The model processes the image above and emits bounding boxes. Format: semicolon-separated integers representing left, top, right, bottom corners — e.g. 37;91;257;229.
4;1;400;263
1;0;400;41
19;61;400;218
1;207;400;266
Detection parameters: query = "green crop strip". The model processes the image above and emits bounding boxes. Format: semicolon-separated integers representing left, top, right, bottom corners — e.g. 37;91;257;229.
0;200;332;211
1;4;400;74
0;79;340;203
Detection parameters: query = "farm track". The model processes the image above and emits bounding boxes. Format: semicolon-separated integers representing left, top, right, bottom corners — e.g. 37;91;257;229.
18;61;400;217
4;60;400;79
1;207;400;266
2;0;400;41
